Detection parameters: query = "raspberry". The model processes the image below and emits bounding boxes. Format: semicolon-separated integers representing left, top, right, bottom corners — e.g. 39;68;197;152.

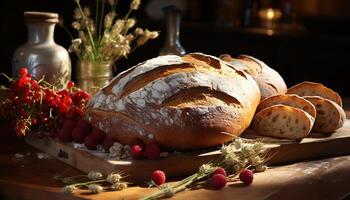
84;135;99;150
131;145;144;160
214;167;227;177
239;169;254;185
63;120;76;130
19;68;28;77
211;174;227;190
72;127;89;143
151;170;166;186
57;127;73;142
76;119;92;132
89;128;106;144
145;141;161;160
102;137;115;153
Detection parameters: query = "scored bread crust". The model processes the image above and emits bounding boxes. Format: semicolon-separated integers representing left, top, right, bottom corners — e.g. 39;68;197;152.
85;53;261;150
304;96;346;133
256;94;316;119
251;105;314;140
220;54;287;100
287;81;342;107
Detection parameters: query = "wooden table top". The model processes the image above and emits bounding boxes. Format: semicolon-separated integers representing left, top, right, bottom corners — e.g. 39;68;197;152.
1;105;350;200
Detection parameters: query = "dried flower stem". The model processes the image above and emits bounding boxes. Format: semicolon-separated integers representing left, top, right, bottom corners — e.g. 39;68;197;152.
98;0;105;42
75;0;98;60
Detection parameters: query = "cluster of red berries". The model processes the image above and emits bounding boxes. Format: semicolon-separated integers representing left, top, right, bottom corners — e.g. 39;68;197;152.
56;117;163;160
148;168;254;190
56;118;111;151
131;141;162;160
210;168;254;190
1;67;90;136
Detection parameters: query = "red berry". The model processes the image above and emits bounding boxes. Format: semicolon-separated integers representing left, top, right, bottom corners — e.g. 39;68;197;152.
214;167;227;177
72;127;89;143
132;138;145;147
239;169;254;185
211;174;227;190
63;120;76;130
89;128;106;144
67;81;75;88
145;141;161;160
19;68;28;77
84;135;99;150
102;137;115;153
31;118;37;125
131;145;144;160
76;119;92;132
151;170;166;186
57;127;73;142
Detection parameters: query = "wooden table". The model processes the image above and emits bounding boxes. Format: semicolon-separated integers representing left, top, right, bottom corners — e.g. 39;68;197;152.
1;120;350;200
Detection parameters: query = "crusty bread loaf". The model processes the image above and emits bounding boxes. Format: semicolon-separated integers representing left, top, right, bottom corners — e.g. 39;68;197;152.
220;54;287;100
85;53;261;150
287;81;342;107
251;105;314;139
256;94;316;118
304;96;346;133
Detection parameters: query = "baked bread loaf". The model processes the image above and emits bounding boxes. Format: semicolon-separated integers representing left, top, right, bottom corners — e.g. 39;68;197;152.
287;81;342;107
85;53;261;150
220;54;287;100
251;105;314;139
304;96;346;133
256;94;316;118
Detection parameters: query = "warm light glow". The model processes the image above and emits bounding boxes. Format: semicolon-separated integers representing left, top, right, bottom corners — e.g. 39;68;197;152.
266;9;275;20
258;8;282;21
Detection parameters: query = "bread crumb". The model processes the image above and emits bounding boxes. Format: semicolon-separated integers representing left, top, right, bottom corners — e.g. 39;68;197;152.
36;153;51;159
14;153;25;158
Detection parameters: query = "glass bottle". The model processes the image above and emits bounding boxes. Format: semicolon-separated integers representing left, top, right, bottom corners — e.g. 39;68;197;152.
159;6;186;56
12;12;71;88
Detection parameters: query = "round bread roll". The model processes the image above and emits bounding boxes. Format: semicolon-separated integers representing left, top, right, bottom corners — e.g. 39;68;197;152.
304;96;346;133
220;54;287;100
85;53;261;150
256;94;316;119
287;81;342;107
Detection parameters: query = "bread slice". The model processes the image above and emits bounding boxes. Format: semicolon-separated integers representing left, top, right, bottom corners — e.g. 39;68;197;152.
304;96;346;133
251;105;314;139
287;81;342;107
256;94;316;118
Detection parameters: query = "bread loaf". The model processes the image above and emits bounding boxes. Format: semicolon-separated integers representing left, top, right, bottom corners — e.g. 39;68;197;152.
287;81;342;107
251;105;314;139
220;54;287;100
85;53;261;150
304;96;346;133
256;94;316;118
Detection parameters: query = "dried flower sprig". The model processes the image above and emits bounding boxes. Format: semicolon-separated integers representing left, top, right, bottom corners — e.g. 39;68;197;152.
60;171;128;194
140;138;267;200
68;0;159;63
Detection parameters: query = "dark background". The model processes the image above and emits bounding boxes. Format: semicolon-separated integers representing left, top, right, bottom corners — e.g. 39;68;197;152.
1;0;350;96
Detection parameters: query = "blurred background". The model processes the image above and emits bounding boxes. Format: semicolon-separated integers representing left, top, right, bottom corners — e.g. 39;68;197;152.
1;0;350;96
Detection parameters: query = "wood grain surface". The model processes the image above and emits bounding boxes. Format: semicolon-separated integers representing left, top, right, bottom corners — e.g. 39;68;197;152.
24;119;350;183
1;120;350;199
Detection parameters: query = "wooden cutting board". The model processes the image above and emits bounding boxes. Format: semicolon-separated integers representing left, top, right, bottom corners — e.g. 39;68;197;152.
25;119;350;183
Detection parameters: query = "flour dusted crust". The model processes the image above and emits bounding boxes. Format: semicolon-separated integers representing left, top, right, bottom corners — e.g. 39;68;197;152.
220;54;287;100
252;105;314;140
287;81;342;107
85;53;261;150
304;96;346;133
257;94;316;119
